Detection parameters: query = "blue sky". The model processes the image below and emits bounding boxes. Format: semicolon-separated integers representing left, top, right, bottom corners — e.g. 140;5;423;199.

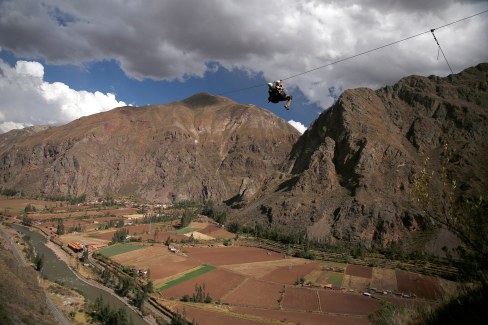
1;0;487;134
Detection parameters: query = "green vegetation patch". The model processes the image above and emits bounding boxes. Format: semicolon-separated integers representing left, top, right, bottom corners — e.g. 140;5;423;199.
172;227;199;235
157;264;216;291
97;244;144;257
324;271;344;287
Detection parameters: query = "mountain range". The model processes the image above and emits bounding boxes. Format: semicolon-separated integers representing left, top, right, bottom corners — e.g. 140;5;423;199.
1;63;487;252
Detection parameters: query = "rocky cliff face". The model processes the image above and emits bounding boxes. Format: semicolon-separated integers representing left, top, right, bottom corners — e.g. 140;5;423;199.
0;93;299;201
233;63;488;251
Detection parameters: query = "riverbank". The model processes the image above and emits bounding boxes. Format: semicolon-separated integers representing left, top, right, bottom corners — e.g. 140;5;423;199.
46;238;156;324
10;223;153;325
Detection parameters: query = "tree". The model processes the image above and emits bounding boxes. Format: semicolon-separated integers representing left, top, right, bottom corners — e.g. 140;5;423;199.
202;200;214;218
112;228;129;243
116;219;125;228
133;289;147;309
113;307;130;325
1;188;18;197
171;312;188;325
227;221;241;233
202;200;228;224
116;276;135;297
191;283;211;303
34;252;44;271
24;204;36;213
56;218;65;235
180;209;194;228
146;280;154;294
21;215;33;226
81;249;89;263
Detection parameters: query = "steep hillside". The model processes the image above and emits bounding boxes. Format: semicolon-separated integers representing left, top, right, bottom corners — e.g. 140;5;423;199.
0;93;300;201
0;125;51;155
233;63;488;252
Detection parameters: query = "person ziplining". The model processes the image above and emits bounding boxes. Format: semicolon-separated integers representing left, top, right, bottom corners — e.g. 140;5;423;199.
267;80;293;109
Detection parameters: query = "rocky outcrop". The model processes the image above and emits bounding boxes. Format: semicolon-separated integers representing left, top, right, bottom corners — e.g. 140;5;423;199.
233;63;488;251
0;93;299;202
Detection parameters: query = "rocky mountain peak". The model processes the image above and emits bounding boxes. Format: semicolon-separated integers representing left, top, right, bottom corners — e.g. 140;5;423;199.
233;63;488;254
181;92;232;108
0;94;299;202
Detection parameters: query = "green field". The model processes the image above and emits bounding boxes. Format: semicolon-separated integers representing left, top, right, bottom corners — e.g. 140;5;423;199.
172;227;199;235
325;271;344;287
157;264;216;291
97;244;145;257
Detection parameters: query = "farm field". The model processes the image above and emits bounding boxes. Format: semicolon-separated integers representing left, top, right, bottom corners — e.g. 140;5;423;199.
395;270;443;299
319;271;345;287
282;286;320;311
259;261;322;285
184;246;285;265
160;267;245;300
158;264;216;291
169;303;264;325
222;258;315;279
1;198;459;324
59;233;108;246
221;278;283;309
0;197;59;213
370;268;397;291
318;290;380;315
98;243;145;257
346;264;373;278
231;306;372;325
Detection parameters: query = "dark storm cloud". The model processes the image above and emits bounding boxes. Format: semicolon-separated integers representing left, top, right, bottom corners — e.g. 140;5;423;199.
1;0;487;107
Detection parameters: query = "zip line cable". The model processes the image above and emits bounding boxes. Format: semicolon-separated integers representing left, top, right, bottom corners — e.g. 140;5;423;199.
431;29;454;74
218;8;488;96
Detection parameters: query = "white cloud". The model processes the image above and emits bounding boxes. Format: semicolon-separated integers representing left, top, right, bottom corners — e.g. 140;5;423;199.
288;120;307;134
0;59;126;133
15;60;44;78
0;121;28;134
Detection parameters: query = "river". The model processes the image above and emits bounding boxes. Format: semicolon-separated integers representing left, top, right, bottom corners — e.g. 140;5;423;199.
11;224;148;325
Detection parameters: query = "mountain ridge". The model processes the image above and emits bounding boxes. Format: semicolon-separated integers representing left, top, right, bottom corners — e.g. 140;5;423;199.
1;65;487;254
0;93;300;201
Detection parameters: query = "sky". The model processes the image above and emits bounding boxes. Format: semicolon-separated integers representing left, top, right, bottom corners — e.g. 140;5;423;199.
0;0;487;134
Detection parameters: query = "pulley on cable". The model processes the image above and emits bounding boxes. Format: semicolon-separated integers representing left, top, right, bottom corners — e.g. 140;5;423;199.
430;29;454;74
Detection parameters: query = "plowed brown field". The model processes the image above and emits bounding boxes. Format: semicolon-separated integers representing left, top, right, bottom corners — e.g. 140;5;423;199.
231;306;372;325
395;270;443;299
282;287;320;311
346;264;373;278
318;290;380;315
222;279;282;309
171;304;263;325
160;268;245;301
184;246;283;266
259;262;322;285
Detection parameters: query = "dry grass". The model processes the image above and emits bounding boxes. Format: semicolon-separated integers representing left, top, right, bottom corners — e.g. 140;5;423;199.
0;198;58;213
343;274;371;291
59;233;109;246
371;268;398;291
222;257;309;278
184;231;214;240
0;235;57;325
42;279;90;325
